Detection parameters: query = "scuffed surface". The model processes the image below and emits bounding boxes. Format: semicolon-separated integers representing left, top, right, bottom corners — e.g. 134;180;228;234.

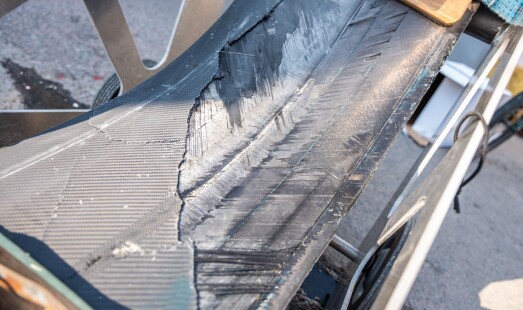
182;0;472;308
180;0;359;233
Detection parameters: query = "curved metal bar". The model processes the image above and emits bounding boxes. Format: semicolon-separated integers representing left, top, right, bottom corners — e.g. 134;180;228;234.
82;0;148;93
82;0;233;92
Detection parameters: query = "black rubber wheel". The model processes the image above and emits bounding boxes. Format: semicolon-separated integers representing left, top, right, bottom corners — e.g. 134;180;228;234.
92;59;158;108
347;220;413;310
487;92;523;152
92;73;120;109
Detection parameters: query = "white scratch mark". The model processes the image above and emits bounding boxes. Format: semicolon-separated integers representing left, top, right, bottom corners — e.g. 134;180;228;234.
112;241;144;258
219;51;255;57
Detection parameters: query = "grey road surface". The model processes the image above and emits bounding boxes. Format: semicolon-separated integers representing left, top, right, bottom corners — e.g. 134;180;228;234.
1;1;522;309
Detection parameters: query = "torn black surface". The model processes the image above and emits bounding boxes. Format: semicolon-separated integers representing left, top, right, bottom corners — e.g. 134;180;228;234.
180;0;358;236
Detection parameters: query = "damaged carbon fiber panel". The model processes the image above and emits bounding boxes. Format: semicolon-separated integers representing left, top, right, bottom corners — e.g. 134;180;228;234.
0;0;474;308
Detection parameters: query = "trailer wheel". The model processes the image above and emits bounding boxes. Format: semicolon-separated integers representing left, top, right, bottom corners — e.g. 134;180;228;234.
92;60;157;108
348;220;412;310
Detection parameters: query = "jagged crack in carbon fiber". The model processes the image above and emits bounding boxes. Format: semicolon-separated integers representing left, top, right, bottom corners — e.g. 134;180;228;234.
0;0;474;308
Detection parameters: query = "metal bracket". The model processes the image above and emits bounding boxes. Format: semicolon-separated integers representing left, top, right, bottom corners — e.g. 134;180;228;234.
82;0;234;93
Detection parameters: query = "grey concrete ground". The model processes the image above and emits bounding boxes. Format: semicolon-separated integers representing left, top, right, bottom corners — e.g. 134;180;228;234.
1;1;522;309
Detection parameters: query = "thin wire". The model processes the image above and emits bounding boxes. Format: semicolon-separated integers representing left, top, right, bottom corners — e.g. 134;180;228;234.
452;111;489;213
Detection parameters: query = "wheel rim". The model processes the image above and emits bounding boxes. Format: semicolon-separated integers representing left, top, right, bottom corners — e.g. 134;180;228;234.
348;221;412;310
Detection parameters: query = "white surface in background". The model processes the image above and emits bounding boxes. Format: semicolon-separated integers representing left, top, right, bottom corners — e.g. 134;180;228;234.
479;278;523;310
410;60;512;147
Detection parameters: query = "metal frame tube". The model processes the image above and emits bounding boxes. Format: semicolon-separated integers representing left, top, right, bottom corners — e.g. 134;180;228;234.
370;25;523;310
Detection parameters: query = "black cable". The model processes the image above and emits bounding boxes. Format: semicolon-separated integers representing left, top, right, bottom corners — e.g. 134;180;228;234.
453;111;489;213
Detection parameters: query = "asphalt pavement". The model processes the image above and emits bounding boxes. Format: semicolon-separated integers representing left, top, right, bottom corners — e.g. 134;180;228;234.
1;1;522;309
